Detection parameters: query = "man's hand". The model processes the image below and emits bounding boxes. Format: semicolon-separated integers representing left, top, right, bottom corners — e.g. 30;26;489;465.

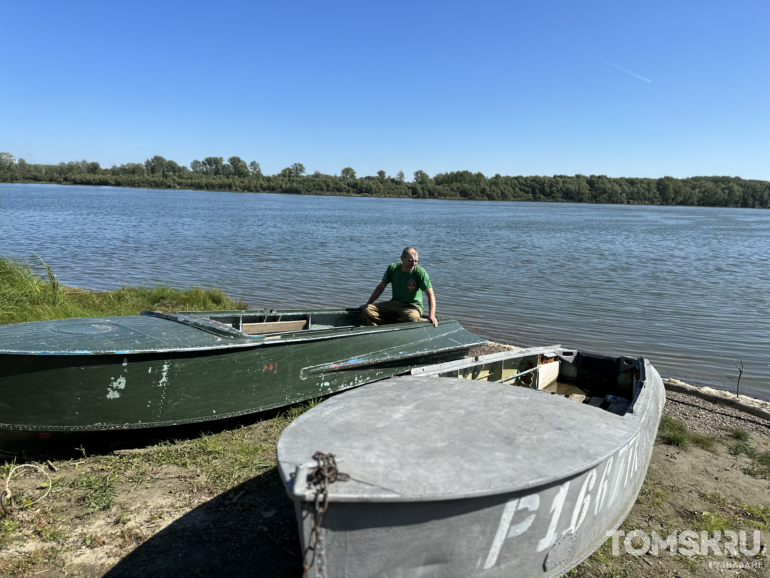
429;315;438;328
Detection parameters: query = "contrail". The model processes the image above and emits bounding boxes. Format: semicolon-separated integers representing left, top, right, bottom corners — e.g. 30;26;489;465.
577;47;652;84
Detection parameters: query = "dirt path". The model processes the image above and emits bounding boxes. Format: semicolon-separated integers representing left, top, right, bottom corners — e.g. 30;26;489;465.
1;354;768;577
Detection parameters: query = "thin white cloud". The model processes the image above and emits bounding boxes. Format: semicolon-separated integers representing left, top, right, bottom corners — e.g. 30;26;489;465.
578;47;652;84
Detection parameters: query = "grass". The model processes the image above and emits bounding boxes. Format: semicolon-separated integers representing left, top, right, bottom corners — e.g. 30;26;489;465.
0;518;19;548
71;470;119;511
743;452;770;480
727;437;770;480
697;492;770;532
726;427;749;441
0;256;248;326
0;265;312;575
738;503;770;530
638;481;668;509
730;440;756;458
0;547;63;576
37;525;68;544
702;492;727;507
657;416;717;452
84;534;104;548
658;416;688;447
696;512;732;533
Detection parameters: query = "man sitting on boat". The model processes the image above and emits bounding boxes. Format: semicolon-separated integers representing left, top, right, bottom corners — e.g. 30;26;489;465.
363;247;438;327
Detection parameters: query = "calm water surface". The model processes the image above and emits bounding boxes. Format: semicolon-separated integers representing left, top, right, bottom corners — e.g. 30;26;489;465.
1;183;768;398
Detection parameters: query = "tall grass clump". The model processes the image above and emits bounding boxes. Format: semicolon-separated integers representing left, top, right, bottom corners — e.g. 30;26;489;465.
658;416;689;448
656;416;717;452
0;257;248;325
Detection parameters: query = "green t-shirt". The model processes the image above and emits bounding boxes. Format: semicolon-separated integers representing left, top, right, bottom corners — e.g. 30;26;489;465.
382;263;432;311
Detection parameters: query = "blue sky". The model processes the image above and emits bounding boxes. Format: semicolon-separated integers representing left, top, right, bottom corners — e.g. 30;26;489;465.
1;0;767;179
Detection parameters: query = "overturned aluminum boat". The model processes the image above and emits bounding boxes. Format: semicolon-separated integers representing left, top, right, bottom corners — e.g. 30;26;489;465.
277;346;665;577
0;308;484;455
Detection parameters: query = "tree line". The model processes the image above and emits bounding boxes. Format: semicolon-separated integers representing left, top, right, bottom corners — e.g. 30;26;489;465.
1;152;768;208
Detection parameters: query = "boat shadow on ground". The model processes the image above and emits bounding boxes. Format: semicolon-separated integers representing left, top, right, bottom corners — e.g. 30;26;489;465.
103;468;302;578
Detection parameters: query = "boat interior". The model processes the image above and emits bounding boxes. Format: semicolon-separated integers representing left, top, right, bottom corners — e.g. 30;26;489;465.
412;347;642;416
187;309;370;336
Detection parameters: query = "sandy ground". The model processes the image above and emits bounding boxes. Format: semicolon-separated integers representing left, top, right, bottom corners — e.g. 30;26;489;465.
1;342;768;577
572;390;770;578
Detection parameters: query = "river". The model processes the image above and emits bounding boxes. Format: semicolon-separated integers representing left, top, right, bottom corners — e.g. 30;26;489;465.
1;183;768;399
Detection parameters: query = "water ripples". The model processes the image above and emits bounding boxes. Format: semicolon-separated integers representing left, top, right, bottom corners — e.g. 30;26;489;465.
1;183;768;399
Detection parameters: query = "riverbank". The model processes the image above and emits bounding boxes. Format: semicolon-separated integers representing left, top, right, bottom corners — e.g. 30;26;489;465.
0;346;767;578
1;262;768;577
3;172;769;208
0;258;247;326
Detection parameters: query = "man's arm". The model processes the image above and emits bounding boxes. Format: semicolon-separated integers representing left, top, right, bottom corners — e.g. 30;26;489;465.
366;282;388;306
424;287;438;327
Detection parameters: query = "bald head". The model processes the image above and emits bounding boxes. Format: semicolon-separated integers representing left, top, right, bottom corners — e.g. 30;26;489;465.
400;247;418;272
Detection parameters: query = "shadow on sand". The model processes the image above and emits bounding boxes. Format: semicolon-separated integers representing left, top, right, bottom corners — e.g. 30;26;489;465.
104;468;302;578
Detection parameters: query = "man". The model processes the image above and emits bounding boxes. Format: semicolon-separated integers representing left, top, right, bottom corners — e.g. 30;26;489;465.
363;247;438;327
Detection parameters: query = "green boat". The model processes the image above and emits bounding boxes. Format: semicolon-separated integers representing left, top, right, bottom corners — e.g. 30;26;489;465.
0;308;485;455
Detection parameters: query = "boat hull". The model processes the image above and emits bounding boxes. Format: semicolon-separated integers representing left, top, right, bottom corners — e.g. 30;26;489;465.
295;405;659;577
0;317;483;454
280;350;665;577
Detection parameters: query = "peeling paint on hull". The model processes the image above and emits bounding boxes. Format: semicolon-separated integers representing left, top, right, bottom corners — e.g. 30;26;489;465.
0;310;484;454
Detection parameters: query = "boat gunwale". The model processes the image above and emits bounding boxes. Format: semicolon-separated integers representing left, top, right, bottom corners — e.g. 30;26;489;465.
0;315;474;356
281;355;663;503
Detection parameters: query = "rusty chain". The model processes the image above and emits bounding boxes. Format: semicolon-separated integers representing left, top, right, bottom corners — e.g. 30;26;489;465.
301;451;349;578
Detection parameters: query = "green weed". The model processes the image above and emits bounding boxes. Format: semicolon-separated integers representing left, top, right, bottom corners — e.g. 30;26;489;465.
726;428;749;441
0;546;62;575
730;441;757;458
84;534;104;548
639;482;668;508
701;492;727;507
689;431;717;453
0;517;20;548
37;525;68;543
657;416;688;448
658;416;718;452
72;470;118;511
738;503;770;529
696;512;731;533
114;512;130;525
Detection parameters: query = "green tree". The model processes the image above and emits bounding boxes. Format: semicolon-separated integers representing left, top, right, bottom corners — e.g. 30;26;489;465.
396;171;405;182
413;170;431;185
340;167;356;180
145;155;167;176
290;163;306;178
227;156;250;177
202;157;224;175
0;153;14;169
190;160;203;173
248;161;262;176
280;167;293;178
164;160;186;174
377;170;386;180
